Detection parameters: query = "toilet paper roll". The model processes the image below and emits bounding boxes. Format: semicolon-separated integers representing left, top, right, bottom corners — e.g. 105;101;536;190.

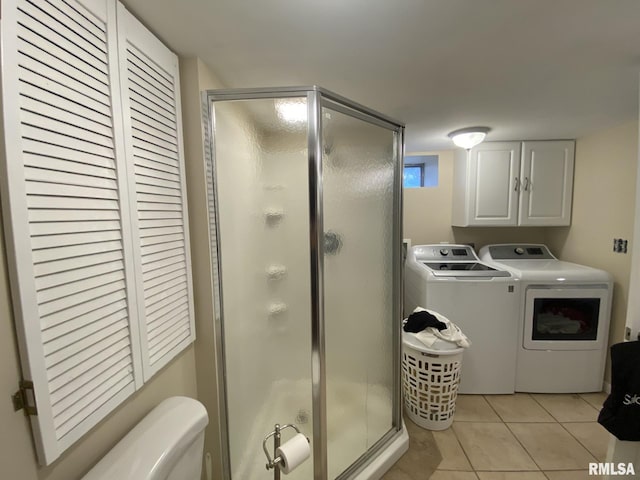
275;433;310;474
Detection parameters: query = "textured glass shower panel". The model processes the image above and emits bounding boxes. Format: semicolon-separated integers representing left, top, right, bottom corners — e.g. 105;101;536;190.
212;98;313;479
321;106;396;478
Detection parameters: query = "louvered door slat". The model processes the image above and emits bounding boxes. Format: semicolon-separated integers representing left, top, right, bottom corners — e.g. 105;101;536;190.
51;356;133;426
146;301;189;330
21;111;114;149
45;320;129;374
142;248;185;267
45;316;129;374
140;238;184;255
19;51;110;104
18;38;109;99
147;303;189;333
136;174;181;190
25;167;118;190
20;81;112;128
41;300;128;345
41;289;127;331
45;0;106;39
22;138;115;169
131;112;177;140
20;91;111;134
40;279;126;317
22;124;115;158
18;64;110;115
55;370;133;440
149;325;190;364
17;8;108;76
35;259;123;290
1;0;143;464
127;71;174;114
133;153;181;173
127;59;173;104
33;246;124;276
37;269;124;303
30;219;121;236
25;0;106;56
144;274;186;300
29;209;120;222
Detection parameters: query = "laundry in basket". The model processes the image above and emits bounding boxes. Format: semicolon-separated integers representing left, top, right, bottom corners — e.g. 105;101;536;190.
403;307;471;349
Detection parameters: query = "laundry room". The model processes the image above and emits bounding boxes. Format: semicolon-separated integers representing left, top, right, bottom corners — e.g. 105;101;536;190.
403;123;637;382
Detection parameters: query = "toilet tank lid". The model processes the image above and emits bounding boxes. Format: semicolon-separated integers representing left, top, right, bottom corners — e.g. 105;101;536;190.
81;396;209;480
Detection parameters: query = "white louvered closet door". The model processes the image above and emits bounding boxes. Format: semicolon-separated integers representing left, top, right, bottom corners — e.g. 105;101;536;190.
116;3;195;380
0;0;143;465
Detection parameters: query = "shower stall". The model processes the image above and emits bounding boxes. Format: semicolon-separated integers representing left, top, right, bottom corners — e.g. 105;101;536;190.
203;86;407;480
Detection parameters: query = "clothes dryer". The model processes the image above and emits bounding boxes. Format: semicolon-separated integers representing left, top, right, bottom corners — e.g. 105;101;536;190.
479;244;613;393
404;244;520;394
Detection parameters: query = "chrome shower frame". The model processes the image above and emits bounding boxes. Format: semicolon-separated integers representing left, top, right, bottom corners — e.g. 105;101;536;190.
202;86;405;480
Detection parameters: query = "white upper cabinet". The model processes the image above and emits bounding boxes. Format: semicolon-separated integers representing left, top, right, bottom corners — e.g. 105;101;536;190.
452;140;575;227
518;141;575;226
0;0;194;465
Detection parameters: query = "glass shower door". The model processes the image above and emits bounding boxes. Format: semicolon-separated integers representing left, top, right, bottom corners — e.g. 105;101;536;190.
211;97;313;480
321;104;398;478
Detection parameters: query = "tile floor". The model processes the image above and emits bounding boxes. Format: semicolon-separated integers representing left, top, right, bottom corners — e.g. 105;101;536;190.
429;392;611;479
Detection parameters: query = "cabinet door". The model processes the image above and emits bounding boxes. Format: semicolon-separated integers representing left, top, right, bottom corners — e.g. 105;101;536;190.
116;3;195;381
0;0;144;465
468;142;521;226
519;141;574;226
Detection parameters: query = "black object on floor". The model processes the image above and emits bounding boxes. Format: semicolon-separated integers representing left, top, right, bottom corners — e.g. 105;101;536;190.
598;340;640;441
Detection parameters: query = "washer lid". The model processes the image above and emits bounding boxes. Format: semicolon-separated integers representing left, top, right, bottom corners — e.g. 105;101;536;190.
421;262;512;278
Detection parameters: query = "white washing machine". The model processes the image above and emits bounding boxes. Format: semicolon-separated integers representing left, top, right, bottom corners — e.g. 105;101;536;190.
479;244;613;393
404;244;520;394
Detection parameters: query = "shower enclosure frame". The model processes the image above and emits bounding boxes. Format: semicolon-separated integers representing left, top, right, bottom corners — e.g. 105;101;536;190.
202;86;406;480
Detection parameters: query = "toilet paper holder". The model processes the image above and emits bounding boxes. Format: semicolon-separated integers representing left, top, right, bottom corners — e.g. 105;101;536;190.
262;423;308;479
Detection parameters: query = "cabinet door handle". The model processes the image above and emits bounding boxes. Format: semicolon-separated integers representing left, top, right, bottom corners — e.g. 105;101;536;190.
523;177;530;191
514;177;520;191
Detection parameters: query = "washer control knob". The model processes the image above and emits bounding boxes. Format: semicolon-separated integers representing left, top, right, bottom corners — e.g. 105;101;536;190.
515;247;525;255
439;248;449;256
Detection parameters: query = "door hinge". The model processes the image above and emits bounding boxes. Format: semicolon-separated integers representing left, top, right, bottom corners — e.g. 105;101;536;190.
12;380;37;416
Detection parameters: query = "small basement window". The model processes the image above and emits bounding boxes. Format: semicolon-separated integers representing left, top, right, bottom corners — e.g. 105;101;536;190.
403;155;438;188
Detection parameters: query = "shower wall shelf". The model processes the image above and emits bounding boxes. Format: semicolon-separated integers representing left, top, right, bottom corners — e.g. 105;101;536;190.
267;265;288;280
268;302;288;316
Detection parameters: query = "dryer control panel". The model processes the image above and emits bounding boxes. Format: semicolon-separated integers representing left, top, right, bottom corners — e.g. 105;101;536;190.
487;244;556;260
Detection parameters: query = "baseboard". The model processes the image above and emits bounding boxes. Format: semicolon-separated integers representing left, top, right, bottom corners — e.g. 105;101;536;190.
603;380;612;394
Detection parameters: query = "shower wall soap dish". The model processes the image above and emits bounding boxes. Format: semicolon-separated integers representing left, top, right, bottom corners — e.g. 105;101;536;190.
268;302;288;316
267;265;287;279
265;208;284;224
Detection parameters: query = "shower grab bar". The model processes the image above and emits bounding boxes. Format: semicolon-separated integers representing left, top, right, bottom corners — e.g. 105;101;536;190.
263;423;304;480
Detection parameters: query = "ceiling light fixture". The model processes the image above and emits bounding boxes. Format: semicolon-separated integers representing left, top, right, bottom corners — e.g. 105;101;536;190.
448;127;491;150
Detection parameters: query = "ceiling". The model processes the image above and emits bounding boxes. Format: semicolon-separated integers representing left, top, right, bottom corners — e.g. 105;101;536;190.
122;0;640;151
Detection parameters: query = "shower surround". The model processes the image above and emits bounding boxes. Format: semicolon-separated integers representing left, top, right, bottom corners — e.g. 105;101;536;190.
203;87;407;480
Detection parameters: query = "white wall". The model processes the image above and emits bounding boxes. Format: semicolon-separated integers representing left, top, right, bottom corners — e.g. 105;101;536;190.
547;120;639;382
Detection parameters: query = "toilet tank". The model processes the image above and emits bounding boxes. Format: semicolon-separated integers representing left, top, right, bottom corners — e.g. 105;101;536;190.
81;397;209;480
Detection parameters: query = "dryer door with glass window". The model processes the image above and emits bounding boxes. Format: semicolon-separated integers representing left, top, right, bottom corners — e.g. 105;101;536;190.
523;286;610;351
